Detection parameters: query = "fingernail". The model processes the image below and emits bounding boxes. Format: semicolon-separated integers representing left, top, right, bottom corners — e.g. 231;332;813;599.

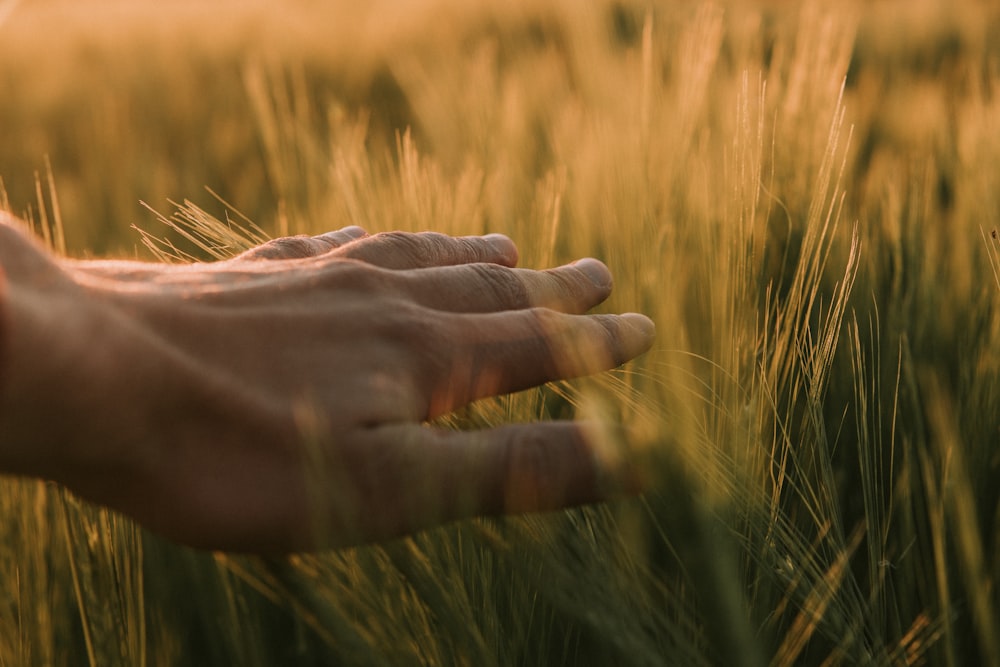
340;226;368;239
622;312;656;340
573;258;613;290
485;234;518;262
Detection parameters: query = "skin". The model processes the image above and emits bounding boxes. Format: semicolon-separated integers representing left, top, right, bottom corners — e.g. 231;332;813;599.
0;213;654;553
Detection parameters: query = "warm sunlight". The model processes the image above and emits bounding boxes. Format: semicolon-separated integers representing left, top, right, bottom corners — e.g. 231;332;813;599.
1;0;998;664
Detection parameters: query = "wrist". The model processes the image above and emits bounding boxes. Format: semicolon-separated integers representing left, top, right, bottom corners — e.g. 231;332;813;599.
0;220;138;479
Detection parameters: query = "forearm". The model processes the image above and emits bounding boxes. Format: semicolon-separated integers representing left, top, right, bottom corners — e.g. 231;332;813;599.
0;218;246;506
0;220;139;479
0;221;79;473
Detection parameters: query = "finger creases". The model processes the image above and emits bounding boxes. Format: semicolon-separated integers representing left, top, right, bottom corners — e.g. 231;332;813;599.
334;231;519;270
424;309;655;418
240;228;367;261
344;421;636;541
398;258;614;315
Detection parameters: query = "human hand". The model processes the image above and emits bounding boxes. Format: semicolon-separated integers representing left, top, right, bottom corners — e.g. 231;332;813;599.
0;217;654;552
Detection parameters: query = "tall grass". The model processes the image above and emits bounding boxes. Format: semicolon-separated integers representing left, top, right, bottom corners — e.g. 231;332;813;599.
1;0;998;664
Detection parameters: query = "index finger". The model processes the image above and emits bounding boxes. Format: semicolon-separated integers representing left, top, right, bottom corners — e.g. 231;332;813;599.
238;226;369;260
332;231;519;270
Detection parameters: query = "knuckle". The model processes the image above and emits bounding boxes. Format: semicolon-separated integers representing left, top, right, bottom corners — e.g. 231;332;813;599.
593;315;626;365
396;306;447;346
360;292;432;336
457;236;492;262
548;267;589;304
249;236;316;260
377;231;442;266
500;432;558;510
469;263;529;308
532;306;565;334
376;231;413;246
310;233;341;252
533;309;620;372
372;305;449;379
329;259;395;294
411;231;451;263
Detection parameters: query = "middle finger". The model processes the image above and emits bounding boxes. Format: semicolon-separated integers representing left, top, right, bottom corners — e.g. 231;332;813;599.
419;308;655;418
399;258;614;314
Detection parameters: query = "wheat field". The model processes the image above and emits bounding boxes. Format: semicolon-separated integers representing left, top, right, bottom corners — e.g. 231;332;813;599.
1;0;999;665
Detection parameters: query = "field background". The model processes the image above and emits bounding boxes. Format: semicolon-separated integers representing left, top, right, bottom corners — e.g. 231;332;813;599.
2;0;999;665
